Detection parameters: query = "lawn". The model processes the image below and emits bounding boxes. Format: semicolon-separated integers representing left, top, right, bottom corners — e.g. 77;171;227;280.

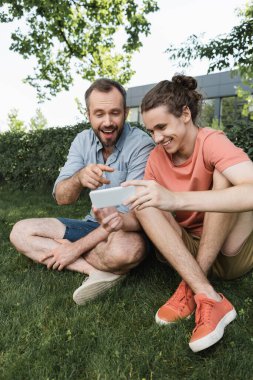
0;185;253;380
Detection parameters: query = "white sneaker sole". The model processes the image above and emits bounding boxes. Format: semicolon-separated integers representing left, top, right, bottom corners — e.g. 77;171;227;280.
73;274;126;305
189;308;237;352
155;310;194;326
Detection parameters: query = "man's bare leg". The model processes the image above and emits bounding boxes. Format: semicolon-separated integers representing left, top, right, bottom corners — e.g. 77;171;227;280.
135;207;215;297
85;229;146;274
10;218;146;274
10;218;96;274
197;170;253;275
72;230;146;304
10;217;147;304
134;190;240;351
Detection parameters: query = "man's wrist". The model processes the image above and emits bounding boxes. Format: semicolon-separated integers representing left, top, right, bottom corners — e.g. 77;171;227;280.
100;226;111;238
173;192;185;211
72;171;83;190
174;192;196;211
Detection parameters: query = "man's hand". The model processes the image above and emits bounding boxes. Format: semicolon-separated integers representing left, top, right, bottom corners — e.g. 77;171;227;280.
77;164;114;190
40;239;80;271
55;163;115;205
122;180;176;211
93;207;124;233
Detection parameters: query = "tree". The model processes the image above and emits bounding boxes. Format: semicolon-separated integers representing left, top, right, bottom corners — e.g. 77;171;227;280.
7;108;25;132
0;0;158;100
6;107;47;132
166;1;253;116
166;1;253;74
74;96;89;123
199;100;215;127
29;108;47;130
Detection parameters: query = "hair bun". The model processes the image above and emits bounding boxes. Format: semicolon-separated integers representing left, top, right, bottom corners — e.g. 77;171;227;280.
172;74;197;91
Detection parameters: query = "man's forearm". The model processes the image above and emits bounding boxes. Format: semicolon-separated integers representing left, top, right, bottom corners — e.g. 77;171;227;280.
55;172;82;205
70;226;110;259
174;184;253;213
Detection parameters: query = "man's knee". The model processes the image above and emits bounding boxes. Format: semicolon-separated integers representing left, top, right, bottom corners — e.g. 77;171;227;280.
9;220;26;247
101;232;146;271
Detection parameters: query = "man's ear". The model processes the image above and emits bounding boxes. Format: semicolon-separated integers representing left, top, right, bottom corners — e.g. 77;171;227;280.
182;106;191;123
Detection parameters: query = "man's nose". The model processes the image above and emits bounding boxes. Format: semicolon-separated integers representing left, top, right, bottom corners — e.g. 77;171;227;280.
154;131;163;144
103;114;112;126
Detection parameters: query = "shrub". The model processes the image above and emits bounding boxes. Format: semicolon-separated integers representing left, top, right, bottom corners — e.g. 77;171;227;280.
225;125;253;160
0;123;86;189
0;122;252;190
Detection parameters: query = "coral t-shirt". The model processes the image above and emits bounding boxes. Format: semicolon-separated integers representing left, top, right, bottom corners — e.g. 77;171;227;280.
144;127;250;236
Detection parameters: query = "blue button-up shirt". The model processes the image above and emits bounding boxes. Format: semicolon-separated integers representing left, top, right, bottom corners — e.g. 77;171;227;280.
54;123;155;221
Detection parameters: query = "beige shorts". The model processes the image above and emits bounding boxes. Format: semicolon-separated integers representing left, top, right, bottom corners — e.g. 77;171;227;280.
181;228;253;280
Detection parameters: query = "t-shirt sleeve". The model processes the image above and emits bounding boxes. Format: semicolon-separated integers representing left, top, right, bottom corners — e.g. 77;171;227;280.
203;131;250;173
144;154;157;180
53;131;87;194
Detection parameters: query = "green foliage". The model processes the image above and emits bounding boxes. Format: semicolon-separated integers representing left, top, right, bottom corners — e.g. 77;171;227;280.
166;1;253;74
199;99;216;127
221;96;253;132
200;97;253;157
0;0;159;100
7;108;26;132
237;87;253;120
29;108;48;131
6;107;48;132
225;124;253;159
166;1;253;117
74;96;88;123
0;120;252;191
0;123;86;188
222;97;240;128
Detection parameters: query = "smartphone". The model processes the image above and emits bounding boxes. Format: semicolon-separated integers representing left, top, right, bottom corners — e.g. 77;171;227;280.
89;186;136;208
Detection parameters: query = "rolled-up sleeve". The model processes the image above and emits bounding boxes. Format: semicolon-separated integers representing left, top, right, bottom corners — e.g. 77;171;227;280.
53;132;88;193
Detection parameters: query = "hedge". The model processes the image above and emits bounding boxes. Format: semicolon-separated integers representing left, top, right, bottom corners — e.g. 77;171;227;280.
0;123;86;189
0;122;252;189
225;125;253;159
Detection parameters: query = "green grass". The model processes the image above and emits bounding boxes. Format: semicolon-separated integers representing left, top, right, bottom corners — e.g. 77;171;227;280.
0;185;253;380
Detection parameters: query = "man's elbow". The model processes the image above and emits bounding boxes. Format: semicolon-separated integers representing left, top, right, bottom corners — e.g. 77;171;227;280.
55;192;77;205
54;183;69;205
54;180;81;205
54;188;70;205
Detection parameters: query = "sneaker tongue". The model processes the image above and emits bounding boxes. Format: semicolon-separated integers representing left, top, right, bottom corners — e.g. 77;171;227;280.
194;293;210;303
194;295;214;327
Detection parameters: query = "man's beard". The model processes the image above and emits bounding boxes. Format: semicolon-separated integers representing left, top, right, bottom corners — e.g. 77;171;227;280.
94;123;124;148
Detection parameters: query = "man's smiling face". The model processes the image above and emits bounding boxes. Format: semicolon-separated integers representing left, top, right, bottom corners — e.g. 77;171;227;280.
88;87;128;149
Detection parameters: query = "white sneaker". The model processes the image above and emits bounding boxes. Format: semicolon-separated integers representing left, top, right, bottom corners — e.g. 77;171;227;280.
73;270;126;305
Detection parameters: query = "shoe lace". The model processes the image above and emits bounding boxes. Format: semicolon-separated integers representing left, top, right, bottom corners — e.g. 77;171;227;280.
166;282;189;308
194;298;214;331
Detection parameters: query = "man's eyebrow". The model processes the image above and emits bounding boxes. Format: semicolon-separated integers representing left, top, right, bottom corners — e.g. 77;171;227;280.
147;123;166;130
92;108;104;112
93;107;122;112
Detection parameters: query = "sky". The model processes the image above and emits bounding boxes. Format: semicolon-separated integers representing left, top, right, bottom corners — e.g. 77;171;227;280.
0;0;246;131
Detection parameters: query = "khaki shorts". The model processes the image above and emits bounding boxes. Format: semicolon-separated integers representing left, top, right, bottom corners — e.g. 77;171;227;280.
181;228;253;280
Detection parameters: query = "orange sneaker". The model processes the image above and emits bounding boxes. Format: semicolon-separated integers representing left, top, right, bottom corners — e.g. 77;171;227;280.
189;293;237;352
155;281;196;325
